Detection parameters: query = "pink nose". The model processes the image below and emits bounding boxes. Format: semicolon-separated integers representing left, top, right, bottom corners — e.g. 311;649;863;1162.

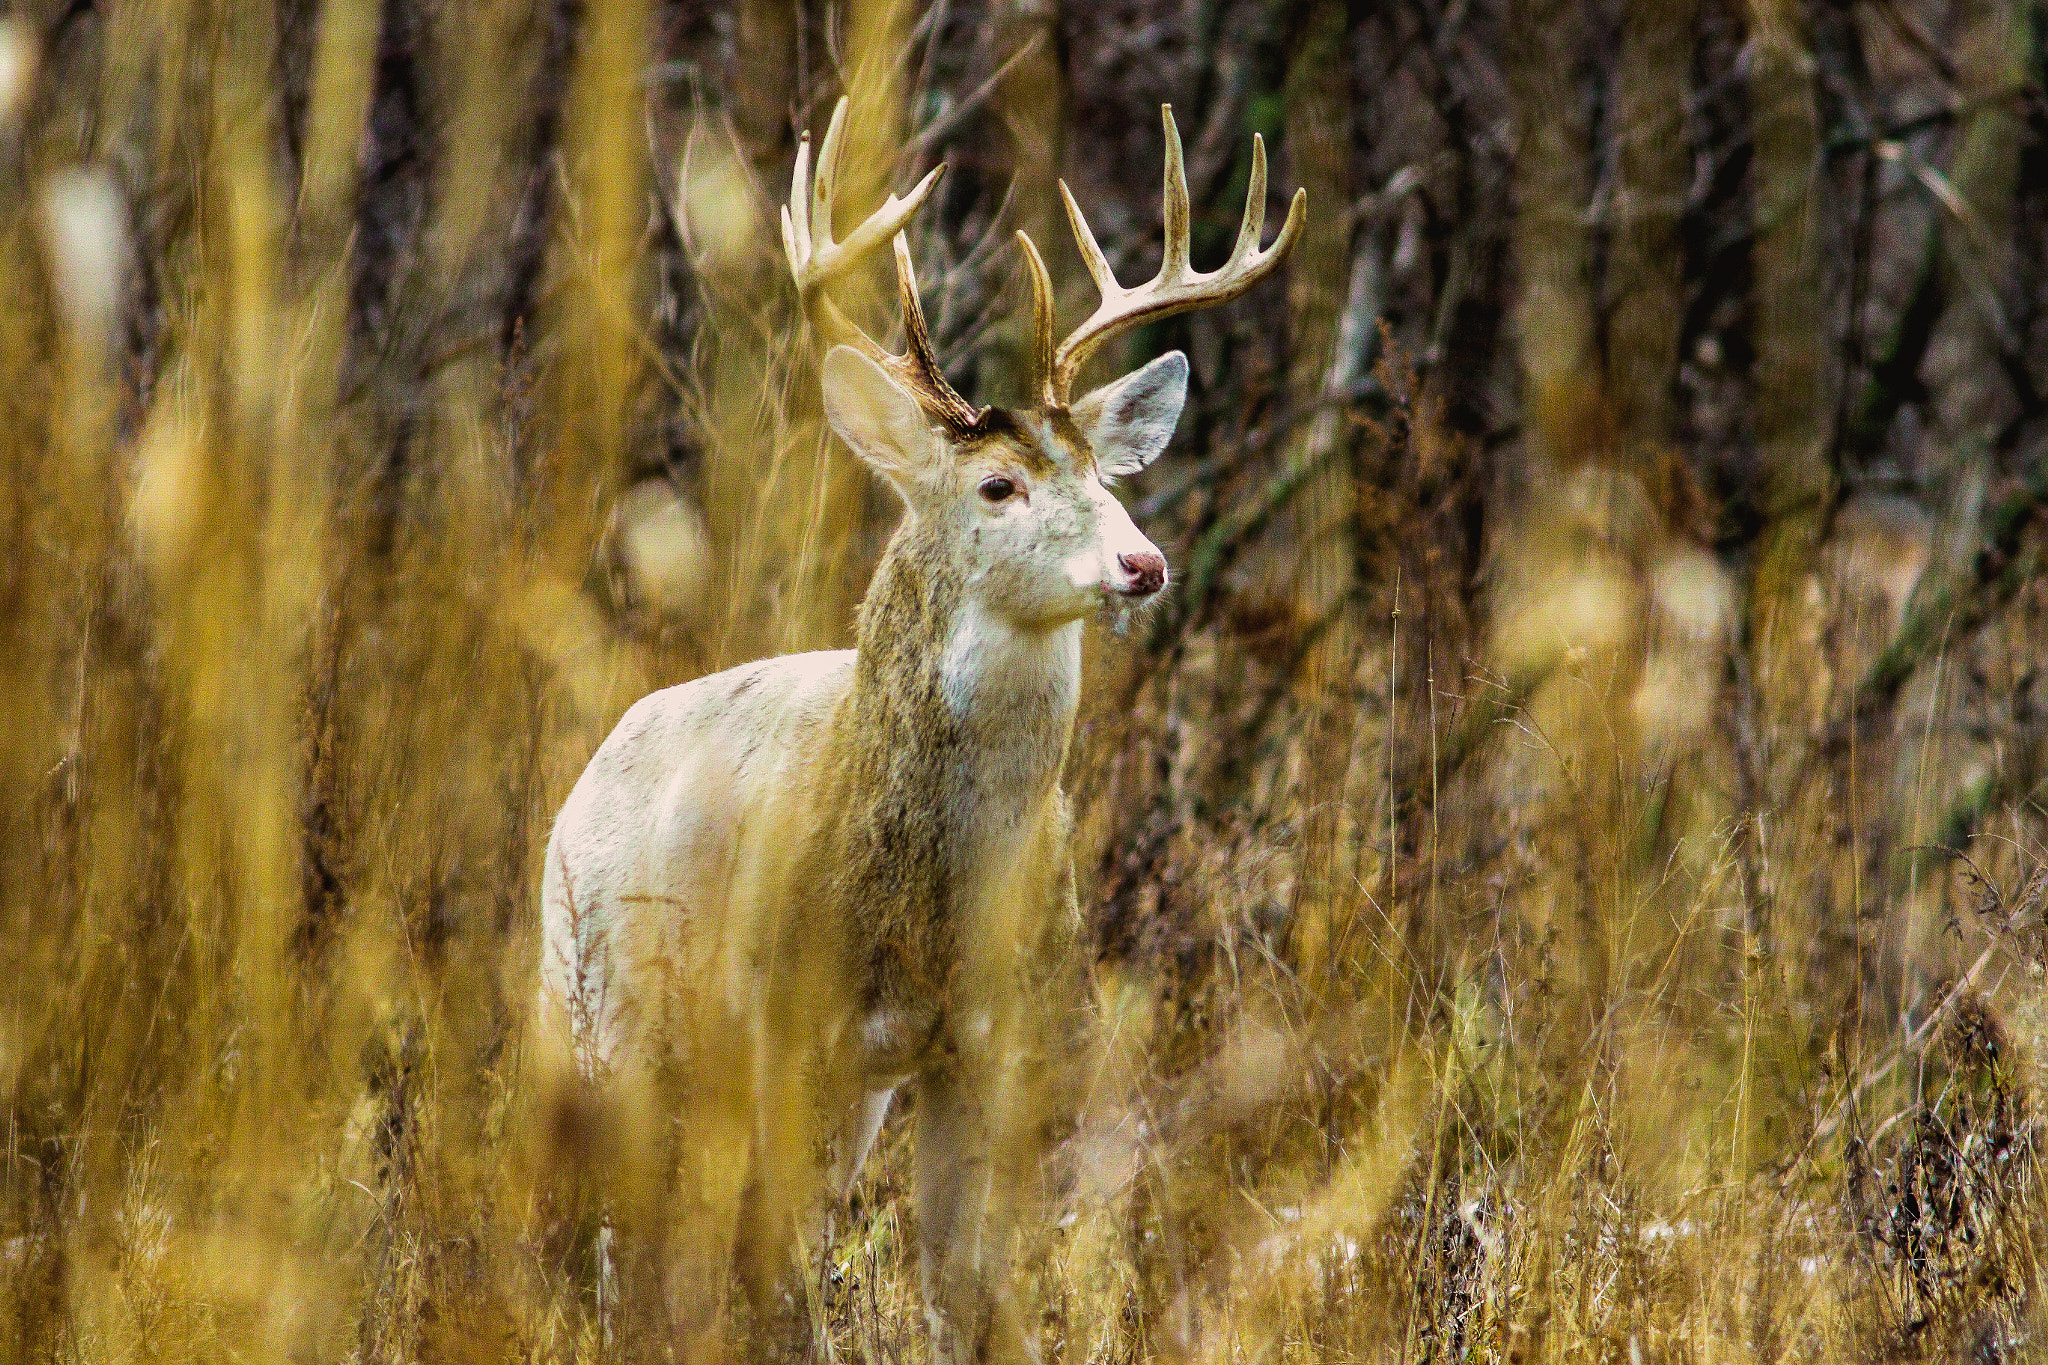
1116;551;1167;597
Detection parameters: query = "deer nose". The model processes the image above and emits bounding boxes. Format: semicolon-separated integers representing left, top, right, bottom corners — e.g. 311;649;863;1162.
1115;551;1167;598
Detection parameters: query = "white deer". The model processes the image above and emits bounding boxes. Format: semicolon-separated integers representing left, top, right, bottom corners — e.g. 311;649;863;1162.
538;99;1303;1361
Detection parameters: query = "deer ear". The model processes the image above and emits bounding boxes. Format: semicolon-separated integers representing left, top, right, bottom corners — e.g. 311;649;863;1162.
1072;350;1188;478
821;346;943;494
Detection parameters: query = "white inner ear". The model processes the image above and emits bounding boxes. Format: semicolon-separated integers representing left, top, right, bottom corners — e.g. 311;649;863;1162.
1072;350;1189;477
821;345;942;492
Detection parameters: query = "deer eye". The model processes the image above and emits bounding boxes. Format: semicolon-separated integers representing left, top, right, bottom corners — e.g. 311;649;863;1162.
978;475;1017;504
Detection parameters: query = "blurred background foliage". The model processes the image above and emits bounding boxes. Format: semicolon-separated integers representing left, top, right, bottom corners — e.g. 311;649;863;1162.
1;0;2047;1359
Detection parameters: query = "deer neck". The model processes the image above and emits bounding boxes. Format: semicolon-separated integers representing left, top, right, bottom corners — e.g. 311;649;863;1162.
848;526;1080;817
938;596;1082;798
828;519;1080;1052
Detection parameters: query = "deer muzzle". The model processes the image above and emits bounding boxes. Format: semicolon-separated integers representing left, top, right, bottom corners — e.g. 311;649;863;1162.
1113;551;1168;599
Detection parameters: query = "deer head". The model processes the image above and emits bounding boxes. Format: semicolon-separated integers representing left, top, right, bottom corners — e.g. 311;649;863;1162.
786;100;1305;630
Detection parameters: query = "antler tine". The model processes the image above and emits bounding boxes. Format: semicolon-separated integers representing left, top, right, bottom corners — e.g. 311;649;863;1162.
889;233;983;433
1220;137;1305;286
1043;104;1308;408
782;131;814;277
1014;230;1059;410
784;96;983;435
1227;133;1270;270
1160;106;1191;280
1057;180;1119;299
812;94;849;248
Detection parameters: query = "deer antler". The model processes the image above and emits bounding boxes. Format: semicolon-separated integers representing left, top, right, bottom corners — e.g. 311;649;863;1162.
783;96;986;436
1019;105;1307;410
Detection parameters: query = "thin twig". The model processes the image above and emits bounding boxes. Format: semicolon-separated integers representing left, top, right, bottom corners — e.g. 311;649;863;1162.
1868;0;1960;84
1790;935;2003;1170
903;34;1046;164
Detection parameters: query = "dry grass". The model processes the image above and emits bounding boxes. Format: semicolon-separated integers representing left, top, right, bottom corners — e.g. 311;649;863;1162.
2;1;2045;1362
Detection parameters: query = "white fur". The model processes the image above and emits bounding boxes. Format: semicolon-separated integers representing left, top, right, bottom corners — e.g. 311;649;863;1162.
938;600;1082;919
539;650;856;1075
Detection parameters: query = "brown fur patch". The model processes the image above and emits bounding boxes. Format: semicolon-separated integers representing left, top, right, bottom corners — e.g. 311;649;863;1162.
957;410;1058;479
958;406;1096;480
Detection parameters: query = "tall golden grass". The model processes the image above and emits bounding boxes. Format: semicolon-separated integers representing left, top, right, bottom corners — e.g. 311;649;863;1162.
1;0;2043;1361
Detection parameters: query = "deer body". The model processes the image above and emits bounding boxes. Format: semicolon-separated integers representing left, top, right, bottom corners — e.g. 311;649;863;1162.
537;98;1301;1363
541;543;1083;1091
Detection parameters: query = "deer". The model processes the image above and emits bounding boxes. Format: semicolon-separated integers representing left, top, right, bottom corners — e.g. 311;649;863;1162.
537;97;1303;1362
